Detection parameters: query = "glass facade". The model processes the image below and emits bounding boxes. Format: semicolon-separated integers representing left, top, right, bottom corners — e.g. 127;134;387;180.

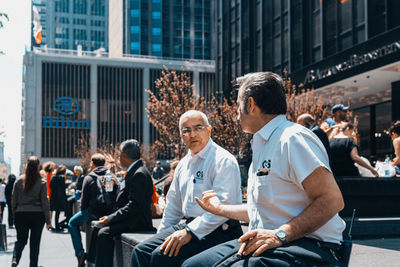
124;0;214;59
353;102;393;160
33;0;107;51
217;0;400;96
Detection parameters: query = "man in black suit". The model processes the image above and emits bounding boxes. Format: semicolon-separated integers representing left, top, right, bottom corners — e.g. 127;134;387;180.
94;139;154;267
297;113;332;165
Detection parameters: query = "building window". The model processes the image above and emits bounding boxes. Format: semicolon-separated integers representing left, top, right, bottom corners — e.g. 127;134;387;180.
91;0;105;16
131;26;140;34
73;0;87;14
152;11;161;20
55;0;69;13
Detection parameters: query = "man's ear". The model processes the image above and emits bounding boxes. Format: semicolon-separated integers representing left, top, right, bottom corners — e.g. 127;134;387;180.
207;125;212;136
247;96;256;114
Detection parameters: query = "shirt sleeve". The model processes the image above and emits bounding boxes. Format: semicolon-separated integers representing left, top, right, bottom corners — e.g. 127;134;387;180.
157;168;184;233
286;131;331;187
187;157;242;239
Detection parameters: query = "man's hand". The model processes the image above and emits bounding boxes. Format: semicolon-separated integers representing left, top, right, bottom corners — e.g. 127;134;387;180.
98;216;109;227
237;229;282;257
195;190;222;215
160;228;192;257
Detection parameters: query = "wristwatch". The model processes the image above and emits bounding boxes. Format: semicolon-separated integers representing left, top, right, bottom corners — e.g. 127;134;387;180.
275;229;287;245
185;225;193;236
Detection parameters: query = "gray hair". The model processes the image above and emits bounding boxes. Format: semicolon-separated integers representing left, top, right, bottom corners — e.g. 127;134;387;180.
120;139;141;160
73;166;83;173
178;110;210;131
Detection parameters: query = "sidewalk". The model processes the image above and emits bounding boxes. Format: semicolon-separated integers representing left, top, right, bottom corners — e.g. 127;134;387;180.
1;206;400;266
0;208;78;267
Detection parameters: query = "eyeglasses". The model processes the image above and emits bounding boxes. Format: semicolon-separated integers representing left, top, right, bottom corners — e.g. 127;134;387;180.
181;125;208;136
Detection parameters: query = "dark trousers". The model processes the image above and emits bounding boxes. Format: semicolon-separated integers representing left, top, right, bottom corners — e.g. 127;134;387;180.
0;202;5;224
183;238;344;267
13;212;45;267
92;221;139;267
6;200;13;226
130;220;243;267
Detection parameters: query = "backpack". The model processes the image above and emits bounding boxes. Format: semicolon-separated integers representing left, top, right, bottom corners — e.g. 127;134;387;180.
94;176;116;216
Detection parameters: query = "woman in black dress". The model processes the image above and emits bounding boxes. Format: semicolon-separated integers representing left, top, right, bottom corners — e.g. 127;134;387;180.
329;123;379;177
50;165;67;231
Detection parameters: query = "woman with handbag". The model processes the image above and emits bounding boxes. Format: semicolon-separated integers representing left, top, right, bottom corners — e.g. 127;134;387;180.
11;156;52;267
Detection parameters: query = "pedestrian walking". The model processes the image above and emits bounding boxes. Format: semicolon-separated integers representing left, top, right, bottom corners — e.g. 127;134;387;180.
11;156;52;267
5;174;17;228
50;165;67;231
0;177;6;223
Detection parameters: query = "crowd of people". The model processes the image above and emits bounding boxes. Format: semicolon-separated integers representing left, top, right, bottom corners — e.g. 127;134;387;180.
2;71;400;267
298;104;400;178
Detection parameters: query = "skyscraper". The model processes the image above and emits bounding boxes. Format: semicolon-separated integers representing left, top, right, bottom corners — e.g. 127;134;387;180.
217;0;400;159
123;0;215;59
31;0;108;51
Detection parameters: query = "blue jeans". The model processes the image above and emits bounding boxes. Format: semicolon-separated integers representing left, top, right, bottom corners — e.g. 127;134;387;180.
68;209;94;257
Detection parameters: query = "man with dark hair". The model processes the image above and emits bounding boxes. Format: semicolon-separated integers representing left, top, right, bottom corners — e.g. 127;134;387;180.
68;153;117;267
297;113;332;165
152;161;165;180
130;110;243;267
389;120;400;175
93;139;153;267
188;72;346;267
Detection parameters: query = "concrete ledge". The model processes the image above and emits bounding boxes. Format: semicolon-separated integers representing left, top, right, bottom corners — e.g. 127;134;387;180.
343;217;400;239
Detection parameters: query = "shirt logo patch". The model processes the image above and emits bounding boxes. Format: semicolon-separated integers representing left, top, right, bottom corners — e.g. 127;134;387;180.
193;171;204;184
262;160;271;169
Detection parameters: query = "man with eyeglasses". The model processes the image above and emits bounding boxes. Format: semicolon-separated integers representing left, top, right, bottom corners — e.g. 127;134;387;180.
130;110;243;267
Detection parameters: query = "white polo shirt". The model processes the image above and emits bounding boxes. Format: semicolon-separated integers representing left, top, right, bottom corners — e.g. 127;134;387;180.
158;139;242;239
247;115;346;244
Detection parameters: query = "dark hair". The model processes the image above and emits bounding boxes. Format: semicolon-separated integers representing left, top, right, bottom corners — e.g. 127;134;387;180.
56;164;67;175
24;156;41;192
43;161;56;173
236;72;287;115
91;153;106;167
120;139;141;160
389;120;400;136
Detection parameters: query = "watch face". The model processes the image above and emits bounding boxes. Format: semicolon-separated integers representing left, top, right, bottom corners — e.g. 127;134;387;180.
277;230;286;238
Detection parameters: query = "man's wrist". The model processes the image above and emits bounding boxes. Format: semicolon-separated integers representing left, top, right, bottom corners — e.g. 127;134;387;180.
185;225;193;237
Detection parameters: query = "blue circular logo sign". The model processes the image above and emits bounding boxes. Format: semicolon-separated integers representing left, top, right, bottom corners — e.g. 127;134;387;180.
53;97;79;115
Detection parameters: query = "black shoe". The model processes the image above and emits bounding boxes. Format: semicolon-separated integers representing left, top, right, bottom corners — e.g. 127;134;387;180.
77;252;88;267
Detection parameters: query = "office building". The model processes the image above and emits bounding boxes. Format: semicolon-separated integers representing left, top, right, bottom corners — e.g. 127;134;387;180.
217;0;400;159
32;0;108;51
123;0;215;59
21;49;215;166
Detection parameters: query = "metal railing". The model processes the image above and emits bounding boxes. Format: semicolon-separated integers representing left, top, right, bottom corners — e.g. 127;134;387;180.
33;47;215;65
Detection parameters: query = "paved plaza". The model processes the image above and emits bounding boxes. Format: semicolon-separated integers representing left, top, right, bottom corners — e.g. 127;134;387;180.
0;207;399;267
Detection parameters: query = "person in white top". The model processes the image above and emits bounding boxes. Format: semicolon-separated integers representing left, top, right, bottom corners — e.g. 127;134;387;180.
130;110;243;267
188;72;347;267
0;177;6;223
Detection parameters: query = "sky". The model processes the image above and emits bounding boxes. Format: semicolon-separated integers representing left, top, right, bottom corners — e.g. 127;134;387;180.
0;0;31;174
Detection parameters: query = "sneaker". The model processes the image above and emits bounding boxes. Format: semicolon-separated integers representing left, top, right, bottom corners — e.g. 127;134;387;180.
77;252;88;267
11;261;17;267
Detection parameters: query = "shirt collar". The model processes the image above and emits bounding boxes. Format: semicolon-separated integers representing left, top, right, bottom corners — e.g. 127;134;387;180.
127;159;141;172
189;138;213;160
255;115;287;142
